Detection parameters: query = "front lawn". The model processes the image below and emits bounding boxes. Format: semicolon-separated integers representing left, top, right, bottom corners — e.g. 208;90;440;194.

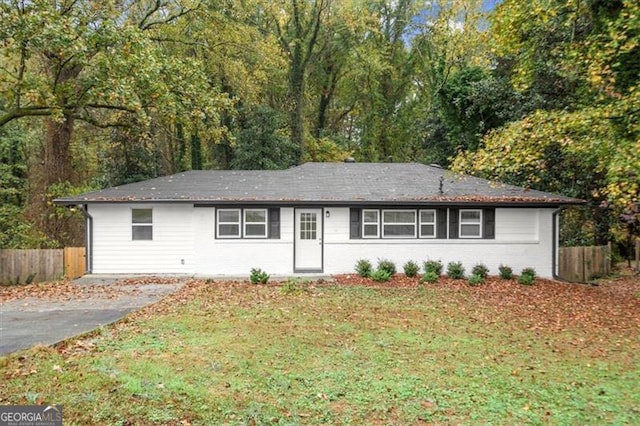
1;276;639;424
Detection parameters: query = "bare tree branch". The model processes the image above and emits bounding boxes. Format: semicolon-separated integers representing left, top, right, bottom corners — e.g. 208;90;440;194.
138;0;163;30
139;2;200;31
0;106;54;127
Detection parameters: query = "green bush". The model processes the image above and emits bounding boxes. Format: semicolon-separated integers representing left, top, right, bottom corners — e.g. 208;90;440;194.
403;260;420;277
518;267;536;285
420;271;439;284
423;259;443;276
371;268;392;282
249;268;269;285
468;273;485;286
518;274;535;285
446;261;466;279
521;267;536;279
280;278;309;295
355;259;373;278
377;259;397;276
471;263;489;279
498;265;513;279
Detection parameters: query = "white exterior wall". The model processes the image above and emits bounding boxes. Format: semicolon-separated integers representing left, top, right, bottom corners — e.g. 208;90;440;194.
89;203;194;274
89;204;556;278
323;207;555;278
193;207;295;275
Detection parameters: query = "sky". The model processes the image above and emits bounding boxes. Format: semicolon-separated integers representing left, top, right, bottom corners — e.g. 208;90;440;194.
482;0;502;12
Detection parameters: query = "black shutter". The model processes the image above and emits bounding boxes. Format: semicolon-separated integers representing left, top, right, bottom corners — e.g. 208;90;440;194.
436;208;447;239
268;208;280;239
483;208;495;239
350;208;362;239
449;208;459;239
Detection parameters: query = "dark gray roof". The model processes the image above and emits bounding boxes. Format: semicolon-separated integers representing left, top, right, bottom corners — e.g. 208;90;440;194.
54;162;583;206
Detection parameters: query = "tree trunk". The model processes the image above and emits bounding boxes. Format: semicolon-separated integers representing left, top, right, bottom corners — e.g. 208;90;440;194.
314;67;337;138
25;113;84;247
175;122;186;172
45;115;74;185
25;59;84;247
290;43;306;159
190;130;202;170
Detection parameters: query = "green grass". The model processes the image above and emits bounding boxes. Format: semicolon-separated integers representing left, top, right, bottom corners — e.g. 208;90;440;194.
1;283;638;425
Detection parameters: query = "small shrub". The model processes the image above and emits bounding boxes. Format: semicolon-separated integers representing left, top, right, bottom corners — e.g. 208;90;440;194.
498;265;513;279
423;259;443;276
468;273;485;286
377;259;396;276
446;261;466;279
471;263;489;279
518;274;535;285
249;268;269;285
521;267;536;278
420;271;439;284
518;267;536;285
280;278;309;295
403;260;420;277
355;259;373;278
371;268;392;282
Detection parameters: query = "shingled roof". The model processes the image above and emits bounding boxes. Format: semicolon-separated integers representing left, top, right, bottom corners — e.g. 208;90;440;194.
54;162;583;206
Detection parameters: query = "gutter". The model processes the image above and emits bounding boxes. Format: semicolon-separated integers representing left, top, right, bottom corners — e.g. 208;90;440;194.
54;199;581;209
80;204;93;274
552;206;566;281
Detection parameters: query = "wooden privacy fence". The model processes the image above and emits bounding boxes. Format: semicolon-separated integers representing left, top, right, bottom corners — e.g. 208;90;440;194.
558;245;610;283
0;247;86;284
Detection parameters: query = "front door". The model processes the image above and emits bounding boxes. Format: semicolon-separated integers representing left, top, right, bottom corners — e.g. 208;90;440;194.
295;209;323;271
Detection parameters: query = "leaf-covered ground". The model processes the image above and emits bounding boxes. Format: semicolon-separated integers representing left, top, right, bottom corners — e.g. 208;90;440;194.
0;272;638;424
334;273;640;335
0;277;182;303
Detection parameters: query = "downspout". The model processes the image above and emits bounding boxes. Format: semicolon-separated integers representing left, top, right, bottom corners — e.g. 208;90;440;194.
552;206;566;281
80;204;93;274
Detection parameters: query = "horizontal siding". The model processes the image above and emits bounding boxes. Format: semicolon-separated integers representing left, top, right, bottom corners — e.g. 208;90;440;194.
495;208;539;241
323;208;554;278
194;207;294;275
90;204;194;274
89;204;556;278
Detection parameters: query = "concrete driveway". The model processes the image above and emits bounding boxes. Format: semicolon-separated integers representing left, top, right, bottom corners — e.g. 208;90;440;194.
0;276;186;356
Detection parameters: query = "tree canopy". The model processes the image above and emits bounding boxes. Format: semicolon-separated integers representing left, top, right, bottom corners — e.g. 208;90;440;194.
0;0;637;249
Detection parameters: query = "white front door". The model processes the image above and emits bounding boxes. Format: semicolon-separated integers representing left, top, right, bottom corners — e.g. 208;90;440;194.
295;209;323;271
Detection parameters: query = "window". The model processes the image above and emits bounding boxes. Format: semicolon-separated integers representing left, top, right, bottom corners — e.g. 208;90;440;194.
419;209;436;238
132;209;153;240
244;209;267;238
459;209;482;238
218;209;241;238
362;209;379;238
299;212;317;240
382;210;416;238
216;208;279;239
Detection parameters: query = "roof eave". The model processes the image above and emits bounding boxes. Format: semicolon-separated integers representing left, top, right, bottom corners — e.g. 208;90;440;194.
54;198;585;208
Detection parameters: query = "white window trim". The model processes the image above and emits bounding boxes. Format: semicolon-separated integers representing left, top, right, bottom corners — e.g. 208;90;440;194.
362;209;380;238
419;209;437;238
459;209;482;239
217;208;241;238
243;208;268;238
382;209;417;239
132;208;153;241
299;211;318;240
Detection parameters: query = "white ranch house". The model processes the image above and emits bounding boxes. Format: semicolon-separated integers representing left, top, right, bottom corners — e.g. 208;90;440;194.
55;162;583;278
